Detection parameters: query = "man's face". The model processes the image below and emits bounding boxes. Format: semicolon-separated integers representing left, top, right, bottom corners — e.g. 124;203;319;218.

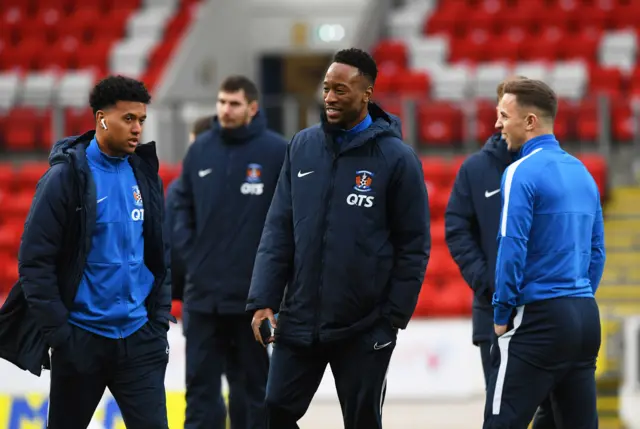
323;62;372;129
98;101;146;157
496;93;528;152
216;90;257;129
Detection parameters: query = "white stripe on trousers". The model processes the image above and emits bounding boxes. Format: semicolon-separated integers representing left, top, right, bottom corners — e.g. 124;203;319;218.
492;305;526;415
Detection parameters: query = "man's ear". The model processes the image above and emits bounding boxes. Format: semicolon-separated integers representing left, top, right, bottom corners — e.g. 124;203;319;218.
364;85;373;104
248;100;259;118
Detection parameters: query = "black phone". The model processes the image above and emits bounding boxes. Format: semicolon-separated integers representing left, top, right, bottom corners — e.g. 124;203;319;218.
259;319;273;344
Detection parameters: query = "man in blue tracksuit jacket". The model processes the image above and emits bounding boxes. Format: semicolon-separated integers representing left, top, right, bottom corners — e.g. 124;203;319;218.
0;76;175;429
446;78;559;428
164;115;247;429
483;79;605;429
172;76;287;429
247;48;430;429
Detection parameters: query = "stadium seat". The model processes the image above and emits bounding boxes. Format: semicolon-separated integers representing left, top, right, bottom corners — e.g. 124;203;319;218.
417;102;463;145
372;39;407;72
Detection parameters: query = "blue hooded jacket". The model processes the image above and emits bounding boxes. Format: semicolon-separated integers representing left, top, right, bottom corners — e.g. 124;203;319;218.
246;103;431;345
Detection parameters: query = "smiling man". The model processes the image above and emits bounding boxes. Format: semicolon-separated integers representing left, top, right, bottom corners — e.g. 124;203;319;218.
0;75;174;428
247;48;431;429
483;79;605;429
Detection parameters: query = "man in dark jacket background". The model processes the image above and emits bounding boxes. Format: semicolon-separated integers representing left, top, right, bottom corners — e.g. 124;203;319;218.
0;75;174;429
445;77;559;429
164;114;247;429
248;48;430;429
173;75;287;429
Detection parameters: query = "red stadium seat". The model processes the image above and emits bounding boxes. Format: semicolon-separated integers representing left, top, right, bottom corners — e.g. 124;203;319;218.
15;162;49;192
576;99;599;142
396;70;431;98
418;102;463;146
372;40;407;72
420;156;455;188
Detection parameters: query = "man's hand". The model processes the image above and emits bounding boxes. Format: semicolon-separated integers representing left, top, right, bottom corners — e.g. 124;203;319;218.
251;308;277;347
494;324;507;337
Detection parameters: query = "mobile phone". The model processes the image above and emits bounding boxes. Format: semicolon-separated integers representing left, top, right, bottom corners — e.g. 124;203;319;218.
259;319;273;344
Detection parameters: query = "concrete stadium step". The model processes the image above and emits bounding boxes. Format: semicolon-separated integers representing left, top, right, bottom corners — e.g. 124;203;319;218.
605;232;640;250
597;284;640;300
605;187;640;215
602;251;640;267
605;218;640;233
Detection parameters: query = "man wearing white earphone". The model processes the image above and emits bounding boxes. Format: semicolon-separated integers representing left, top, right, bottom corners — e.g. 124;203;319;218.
0;75;174;428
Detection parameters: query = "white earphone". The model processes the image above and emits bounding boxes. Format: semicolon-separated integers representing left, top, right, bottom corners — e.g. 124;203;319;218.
101;118;108;130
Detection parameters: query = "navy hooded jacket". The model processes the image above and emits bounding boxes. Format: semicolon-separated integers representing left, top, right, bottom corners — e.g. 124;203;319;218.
172;111;287;314
0;131;174;376
164;178;186;301
246;103;431;345
445;132;512;344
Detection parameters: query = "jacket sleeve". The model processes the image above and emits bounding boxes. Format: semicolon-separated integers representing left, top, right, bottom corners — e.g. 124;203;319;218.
589;196;606;294
18;164;73;349
246;141;294;313
163;180;185;301
154;176;175;327
493;164;535;325
384;146;431;329
172;147;196;257
445;161;491;298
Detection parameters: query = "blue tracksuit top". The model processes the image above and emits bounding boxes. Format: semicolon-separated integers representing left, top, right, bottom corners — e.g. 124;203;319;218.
68;138;155;338
493;134;606;325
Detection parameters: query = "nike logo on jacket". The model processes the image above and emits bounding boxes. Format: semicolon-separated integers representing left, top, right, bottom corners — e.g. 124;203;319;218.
68;138;154;338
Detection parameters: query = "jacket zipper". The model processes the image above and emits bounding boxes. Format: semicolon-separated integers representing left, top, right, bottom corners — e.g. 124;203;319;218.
313;153;338;342
119;163;127;339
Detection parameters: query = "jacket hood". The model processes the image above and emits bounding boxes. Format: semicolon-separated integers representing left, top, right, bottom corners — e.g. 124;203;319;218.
482;132;513;165
48;131;95;166
212;110;267;142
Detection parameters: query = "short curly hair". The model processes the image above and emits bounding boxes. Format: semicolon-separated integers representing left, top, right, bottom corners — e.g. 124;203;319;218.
89;75;152;114
332;48;378;85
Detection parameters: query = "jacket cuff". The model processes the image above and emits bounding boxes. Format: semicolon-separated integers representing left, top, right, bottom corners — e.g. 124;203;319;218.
494;307;512;326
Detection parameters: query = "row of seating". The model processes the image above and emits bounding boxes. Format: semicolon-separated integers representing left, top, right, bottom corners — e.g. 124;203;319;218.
1;95;636;152
379;97;637;145
427;0;640;36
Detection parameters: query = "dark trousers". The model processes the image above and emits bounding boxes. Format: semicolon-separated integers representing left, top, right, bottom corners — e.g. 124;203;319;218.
483;297;601;429
47;321;169;429
183;310;247;429
265;320;396;429
479;341;560;429
185;312;269;429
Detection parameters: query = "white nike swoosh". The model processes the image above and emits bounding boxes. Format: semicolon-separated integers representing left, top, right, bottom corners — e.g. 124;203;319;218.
198;169;212;178
485;189;500;198
97;196;108;203
297;170;314;178
373;341;392;350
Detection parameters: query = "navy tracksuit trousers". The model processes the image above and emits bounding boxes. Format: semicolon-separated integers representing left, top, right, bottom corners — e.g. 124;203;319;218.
47;322;170;429
483;297;601;429
265;319;396;429
184;312;269;429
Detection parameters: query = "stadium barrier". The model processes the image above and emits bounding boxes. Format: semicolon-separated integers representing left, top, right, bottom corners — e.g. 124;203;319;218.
0;319;485;428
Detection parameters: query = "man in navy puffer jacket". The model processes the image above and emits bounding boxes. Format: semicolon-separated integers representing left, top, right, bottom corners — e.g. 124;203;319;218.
173;75;287;429
247;48;430;429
